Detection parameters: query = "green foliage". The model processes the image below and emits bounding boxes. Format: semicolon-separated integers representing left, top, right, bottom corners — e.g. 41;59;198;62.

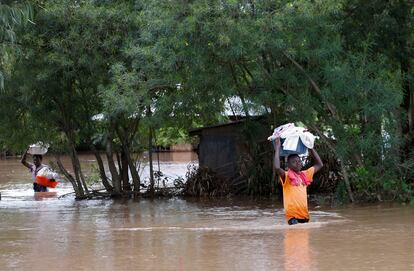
1;0;138;145
0;1;32;42
143;0;411;200
0;1;33;89
353;163;414;202
334;180;349;204
353;166;380;201
0;0;413;201
155;127;191;147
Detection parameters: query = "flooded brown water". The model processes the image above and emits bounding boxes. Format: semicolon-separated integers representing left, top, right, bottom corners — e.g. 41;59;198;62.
0;154;413;271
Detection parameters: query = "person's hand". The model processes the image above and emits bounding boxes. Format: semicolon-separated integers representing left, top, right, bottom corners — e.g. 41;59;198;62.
275;137;281;147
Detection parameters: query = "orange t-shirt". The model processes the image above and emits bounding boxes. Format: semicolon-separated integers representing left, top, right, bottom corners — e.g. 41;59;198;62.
280;167;315;221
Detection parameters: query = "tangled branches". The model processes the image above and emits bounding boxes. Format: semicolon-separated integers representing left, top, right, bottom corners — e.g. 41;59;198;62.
183;165;230;197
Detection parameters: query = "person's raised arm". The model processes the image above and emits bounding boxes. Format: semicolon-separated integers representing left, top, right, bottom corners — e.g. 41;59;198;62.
309;148;323;173
273;137;286;181
21;148;31;169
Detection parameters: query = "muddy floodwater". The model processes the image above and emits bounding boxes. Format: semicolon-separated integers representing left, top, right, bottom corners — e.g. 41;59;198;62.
0;153;413;271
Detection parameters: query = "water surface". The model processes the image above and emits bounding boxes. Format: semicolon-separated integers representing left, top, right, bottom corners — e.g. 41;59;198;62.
0;154;413;271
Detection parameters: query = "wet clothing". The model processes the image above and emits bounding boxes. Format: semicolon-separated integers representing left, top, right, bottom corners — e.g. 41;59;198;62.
280;167;315;223
287;168;311;186
288;218;309;225
29;164;45;180
29;164;48;192
33;182;48;192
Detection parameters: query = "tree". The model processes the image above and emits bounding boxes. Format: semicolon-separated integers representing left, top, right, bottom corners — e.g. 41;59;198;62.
1;0;412;202
3;0;143;198
0;1;32;89
341;0;414;159
143;0;408;201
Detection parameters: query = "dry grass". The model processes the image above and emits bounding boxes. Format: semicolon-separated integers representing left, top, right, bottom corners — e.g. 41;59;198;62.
183;165;230;197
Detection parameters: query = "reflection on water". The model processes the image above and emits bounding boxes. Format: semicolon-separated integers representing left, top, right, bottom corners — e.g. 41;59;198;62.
0;196;342;271
1;193;413;271
0;155;414;271
284;228;314;271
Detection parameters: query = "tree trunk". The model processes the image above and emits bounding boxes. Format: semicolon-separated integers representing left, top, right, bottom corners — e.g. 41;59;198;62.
55;154;85;199
308;124;355;202
121;149;131;191
124;146;141;195
71;144;89;194
66;141;86;196
115;120;141;195
89;143;113;192
229;63;250;117
63;129;89;194
401;59;414;157
148;126;155;197
146;106;155;197
339;160;355;203
116;151;122;179
106;124;121;195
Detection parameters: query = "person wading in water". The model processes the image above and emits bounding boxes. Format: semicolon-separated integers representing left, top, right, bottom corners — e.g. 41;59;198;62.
21;149;48;192
273;137;323;225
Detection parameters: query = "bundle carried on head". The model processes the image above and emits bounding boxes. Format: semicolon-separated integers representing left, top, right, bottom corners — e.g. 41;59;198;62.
267;123;317;156
28;142;49;155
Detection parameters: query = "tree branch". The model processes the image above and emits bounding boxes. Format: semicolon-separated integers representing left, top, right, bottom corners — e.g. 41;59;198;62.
283;52;338;119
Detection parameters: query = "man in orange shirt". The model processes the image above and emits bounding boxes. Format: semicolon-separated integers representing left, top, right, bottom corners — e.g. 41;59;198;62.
274;137;323;225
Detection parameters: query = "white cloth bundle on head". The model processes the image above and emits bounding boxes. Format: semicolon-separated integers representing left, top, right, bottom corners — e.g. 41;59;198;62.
268;123;316;150
267;123;295;141
28;142;49;155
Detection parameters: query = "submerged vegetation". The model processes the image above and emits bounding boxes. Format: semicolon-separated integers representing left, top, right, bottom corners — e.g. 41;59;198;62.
183;165;230;197
0;0;413;203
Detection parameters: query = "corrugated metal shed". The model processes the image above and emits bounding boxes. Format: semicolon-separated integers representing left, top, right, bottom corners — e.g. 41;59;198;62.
189;117;269;179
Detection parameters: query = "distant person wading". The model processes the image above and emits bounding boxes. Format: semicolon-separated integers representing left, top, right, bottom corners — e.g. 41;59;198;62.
21;149;48;192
